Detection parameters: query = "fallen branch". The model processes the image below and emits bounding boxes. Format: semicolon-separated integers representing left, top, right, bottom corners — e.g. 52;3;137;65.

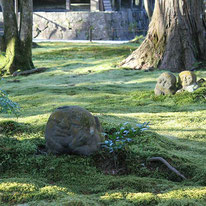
148;157;186;180
13;67;48;77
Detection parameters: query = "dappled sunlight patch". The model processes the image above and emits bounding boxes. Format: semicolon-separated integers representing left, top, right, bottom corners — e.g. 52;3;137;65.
100;187;206;205
126;192;157;204
101;192;124;200
159;187;206;200
0;182;37;192
39;185;71;198
100;192;156;205
0;178;72;204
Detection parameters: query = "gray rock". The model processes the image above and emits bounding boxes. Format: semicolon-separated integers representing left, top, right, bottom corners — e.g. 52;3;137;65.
45;106;104;156
154;72;177;95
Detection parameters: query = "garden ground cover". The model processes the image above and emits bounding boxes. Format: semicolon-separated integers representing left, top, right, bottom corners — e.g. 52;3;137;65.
0;42;206;205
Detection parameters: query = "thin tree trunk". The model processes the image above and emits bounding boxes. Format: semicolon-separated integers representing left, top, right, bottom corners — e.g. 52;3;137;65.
121;0;206;72
19;0;34;70
1;0;19;74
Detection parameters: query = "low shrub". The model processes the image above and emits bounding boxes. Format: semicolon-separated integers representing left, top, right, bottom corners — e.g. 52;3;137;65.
0;89;20;117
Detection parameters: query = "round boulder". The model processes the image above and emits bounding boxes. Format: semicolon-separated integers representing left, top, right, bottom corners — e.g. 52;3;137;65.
154;72;177;95
45;106;104;156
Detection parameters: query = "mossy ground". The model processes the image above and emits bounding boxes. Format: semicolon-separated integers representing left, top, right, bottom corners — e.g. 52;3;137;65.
0;42;206;205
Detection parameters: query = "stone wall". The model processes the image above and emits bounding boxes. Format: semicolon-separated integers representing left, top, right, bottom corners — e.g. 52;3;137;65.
0;10;148;40
33;10;148;40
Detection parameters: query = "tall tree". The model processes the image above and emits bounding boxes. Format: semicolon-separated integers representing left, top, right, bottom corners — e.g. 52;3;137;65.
121;0;206;72
0;0;34;75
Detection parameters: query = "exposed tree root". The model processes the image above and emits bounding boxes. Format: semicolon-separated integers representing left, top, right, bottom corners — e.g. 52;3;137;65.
13;67;48;76
148;157;186;180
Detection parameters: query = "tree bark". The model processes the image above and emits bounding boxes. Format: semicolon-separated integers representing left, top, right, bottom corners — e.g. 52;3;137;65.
121;0;206;72
19;0;34;70
0;0;34;75
1;0;19;74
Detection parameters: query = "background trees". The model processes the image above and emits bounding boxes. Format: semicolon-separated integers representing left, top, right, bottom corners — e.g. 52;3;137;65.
121;0;206;72
0;0;34;75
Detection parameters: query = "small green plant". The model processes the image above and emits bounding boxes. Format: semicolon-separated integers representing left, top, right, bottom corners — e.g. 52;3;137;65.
0;89;20;117
101;122;149;169
102;122;150;153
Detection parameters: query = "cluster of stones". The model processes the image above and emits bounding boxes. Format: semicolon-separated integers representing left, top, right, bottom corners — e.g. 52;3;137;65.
154;71;199;96
45;106;104;156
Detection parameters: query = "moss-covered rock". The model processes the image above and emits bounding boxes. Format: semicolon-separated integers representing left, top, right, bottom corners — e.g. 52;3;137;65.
154;72;177;95
45;106;104;156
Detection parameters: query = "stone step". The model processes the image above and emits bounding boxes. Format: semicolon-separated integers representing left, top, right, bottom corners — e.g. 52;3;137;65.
102;0;112;11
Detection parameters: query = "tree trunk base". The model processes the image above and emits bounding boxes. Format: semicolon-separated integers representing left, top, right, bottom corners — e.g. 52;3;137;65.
121;0;206;73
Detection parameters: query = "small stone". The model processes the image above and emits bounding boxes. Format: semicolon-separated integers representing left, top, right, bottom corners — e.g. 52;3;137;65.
184;84;199;92
45;106;104;156
154;72;177;95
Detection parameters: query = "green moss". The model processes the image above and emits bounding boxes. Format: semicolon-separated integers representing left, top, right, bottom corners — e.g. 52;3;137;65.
0;178;72;205
0;42;205;205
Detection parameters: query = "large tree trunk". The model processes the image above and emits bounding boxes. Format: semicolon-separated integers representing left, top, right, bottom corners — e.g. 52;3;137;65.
0;0;34;75
121;0;206;72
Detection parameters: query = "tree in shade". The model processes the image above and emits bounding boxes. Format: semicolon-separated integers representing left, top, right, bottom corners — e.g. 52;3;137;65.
0;0;34;75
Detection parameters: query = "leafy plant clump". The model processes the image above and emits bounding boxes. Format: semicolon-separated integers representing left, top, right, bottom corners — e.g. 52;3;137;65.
96;122;150;173
102;122;150;153
0;89;20;117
